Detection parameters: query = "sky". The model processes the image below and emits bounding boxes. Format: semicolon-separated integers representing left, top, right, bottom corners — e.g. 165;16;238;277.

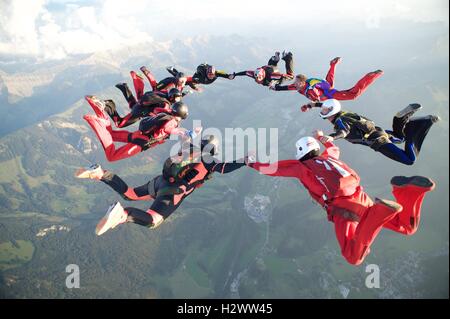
0;0;448;61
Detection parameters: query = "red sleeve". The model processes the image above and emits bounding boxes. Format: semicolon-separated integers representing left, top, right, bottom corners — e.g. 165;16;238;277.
186;76;194;84
287;84;297;91
250;160;301;178
163;119;181;135
321;142;340;159
308;89;321;101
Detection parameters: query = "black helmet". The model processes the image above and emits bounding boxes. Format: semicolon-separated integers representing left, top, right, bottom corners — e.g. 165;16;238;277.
201;135;219;155
168;88;182;101
171;101;188;119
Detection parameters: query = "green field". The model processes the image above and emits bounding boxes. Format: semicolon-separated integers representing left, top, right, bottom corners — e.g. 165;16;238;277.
0;240;35;271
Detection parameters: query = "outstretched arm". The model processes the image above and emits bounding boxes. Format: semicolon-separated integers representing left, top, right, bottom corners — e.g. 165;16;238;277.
249;160;300;178
215;70;233;79
271;83;297;91
234;70;255;78
329;117;351;141
185;76;201;91
313;130;341;159
168;125;203;142
328;130;348;140
208;160;248;174
301;101;323;112
319;139;340;159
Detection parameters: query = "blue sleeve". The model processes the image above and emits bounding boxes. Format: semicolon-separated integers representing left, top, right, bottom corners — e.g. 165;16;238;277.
329;118;350;139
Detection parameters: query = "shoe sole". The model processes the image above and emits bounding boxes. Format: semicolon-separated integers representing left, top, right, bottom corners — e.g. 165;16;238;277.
330;58;341;64
370;70;384;75
391;176;435;189
431;115;441;123
374;198;402;212
395;103;422;118
75;169;94;179
96;203;123;236
85;96;106;118
75;167;102;179
95;218;107;235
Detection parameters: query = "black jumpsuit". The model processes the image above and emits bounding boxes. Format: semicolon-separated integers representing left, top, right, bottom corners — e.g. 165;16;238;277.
233;52;294;86
99;153;246;228
103;92;171;128
167;65;233;90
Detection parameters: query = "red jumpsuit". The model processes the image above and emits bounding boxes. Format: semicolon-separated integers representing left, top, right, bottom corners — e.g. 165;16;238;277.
130;71;145;100
83;112;184;162
250;142;434;265
278;61;383;101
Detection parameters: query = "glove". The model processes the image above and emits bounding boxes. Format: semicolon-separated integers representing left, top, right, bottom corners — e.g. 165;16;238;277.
301;104;311;112
319;135;334;144
282;50;292;59
244;150;257;165
245;155;256;165
272;51;280;63
185;130;195;140
313;129;324;139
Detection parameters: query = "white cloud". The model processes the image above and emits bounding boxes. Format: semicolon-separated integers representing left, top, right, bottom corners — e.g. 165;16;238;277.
0;0;447;61
0;0;153;60
0;0;46;55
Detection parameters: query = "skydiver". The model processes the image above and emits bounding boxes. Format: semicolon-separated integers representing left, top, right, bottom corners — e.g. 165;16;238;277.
74;135;248;235
88;88;183;128
83;99;198;162
155;71;189;94
115;66;190;109
270;57;382;102
232;51;294;87
166;63;235;91
306;99;439;165
248;136;435;265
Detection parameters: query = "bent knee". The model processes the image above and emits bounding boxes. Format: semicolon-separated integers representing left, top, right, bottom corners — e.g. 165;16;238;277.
403;226;418;236
344;254;364;266
106;154;119;162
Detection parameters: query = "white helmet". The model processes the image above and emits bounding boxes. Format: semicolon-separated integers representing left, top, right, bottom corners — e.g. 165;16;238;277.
319;99;342;119
295;136;320;160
